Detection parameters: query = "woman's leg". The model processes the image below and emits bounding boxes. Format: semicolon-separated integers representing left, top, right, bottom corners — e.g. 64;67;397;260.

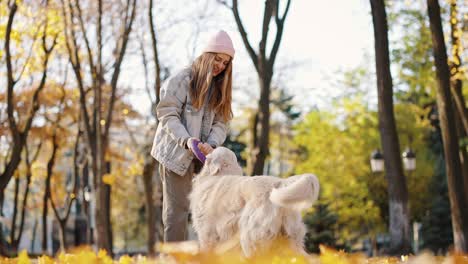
159;162;194;242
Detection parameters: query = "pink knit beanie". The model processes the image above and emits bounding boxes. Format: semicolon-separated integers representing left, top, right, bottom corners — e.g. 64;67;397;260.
202;30;235;58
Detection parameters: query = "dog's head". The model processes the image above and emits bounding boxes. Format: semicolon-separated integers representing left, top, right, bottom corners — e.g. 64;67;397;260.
198;147;243;177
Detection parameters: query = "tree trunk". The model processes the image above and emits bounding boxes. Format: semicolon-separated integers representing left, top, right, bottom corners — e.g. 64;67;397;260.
0;225;10;257
41;191;49;253
427;0;468;252
0;1;20;194
449;0;468;202
95;161;113;254
226;0;291;175
14;163;33;251
61;0;136;253
58;221;66;252
143;158;157;255
1;0;56;193
2;1;55;252
248;112;259;173
144;0;163;254
0;190;3;254
370;0;412;255
252;77;272;175
43;134;59;253
95;158;113;254
453;106;468;204
30;218;38;253
10;177;20;253
449;1;468;135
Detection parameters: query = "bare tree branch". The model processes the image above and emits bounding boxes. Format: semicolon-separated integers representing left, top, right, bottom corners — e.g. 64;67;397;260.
259;0;274;59
75;0;99;90
269;0;291;70
105;0;137;137
229;0;259;71
138;32;153;104
1;0;56;192
60;0;94;144
149;0;162;104
15;30;40;83
21;17;58;140
5;1;19;142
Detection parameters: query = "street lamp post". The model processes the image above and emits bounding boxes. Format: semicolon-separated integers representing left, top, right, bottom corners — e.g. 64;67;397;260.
370;148;416;173
369;147;418;254
370;149;385;173
83;186;95;244
402;148;416;172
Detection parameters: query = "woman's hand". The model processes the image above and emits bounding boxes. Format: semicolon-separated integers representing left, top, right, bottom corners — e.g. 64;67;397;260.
198;143;214;155
187;138;200;151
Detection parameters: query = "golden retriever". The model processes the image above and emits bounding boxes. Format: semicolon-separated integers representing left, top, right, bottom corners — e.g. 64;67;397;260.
189;147;320;257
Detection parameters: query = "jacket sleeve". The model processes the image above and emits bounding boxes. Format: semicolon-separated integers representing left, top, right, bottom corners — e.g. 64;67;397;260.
156;74;191;148
206;112;228;147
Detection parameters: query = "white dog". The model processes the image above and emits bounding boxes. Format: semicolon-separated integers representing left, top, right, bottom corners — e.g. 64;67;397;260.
189;147;320;257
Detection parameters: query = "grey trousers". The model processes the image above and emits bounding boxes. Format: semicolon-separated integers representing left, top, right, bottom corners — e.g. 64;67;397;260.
158;161;194;242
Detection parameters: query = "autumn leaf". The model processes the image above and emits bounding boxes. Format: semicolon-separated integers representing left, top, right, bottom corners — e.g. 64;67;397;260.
103;173;116;185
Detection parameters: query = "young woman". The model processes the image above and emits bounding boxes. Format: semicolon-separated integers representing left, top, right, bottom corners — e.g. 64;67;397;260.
150;30;235;242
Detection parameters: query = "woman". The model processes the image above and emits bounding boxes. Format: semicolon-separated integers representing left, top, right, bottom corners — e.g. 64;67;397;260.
150;30;235;242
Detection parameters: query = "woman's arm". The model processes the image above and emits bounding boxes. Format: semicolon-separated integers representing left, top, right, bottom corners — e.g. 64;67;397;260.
156;74;191;148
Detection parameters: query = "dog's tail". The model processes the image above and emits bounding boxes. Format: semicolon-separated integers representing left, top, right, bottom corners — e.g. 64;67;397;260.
269;174;320;211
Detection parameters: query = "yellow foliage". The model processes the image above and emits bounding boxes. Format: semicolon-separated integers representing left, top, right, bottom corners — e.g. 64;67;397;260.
118;255;133;264
37;255;55;264
127;162;143;177
17;250;30;264
319;245;366;264
158;237;312;264
31;161;47;180
0;244;467;263
102;173;116;185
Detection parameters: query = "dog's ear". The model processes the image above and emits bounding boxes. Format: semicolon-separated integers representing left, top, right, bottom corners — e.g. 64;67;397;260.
204;154;219;175
211;160;222;175
205;154;213;164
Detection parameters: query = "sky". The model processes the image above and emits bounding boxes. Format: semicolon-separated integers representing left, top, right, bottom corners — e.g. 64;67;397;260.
119;0;376;117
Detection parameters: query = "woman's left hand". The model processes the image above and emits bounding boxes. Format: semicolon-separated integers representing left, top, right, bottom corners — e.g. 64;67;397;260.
198;143;214;155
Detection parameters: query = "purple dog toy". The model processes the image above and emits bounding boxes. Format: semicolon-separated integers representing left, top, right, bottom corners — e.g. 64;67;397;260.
189;139;206;163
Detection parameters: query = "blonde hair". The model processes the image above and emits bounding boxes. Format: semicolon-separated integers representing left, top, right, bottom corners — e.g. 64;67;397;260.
189;52;233;122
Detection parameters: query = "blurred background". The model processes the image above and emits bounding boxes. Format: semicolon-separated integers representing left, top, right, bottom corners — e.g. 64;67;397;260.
0;0;467;258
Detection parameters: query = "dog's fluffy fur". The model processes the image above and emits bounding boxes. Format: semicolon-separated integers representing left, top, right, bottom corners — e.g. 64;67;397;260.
189;147;320;257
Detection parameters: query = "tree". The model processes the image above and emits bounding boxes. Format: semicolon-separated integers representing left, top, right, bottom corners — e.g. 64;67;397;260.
369;0;412;254
420;127;453;254
1;0;58;206
426;0;468;252
292;108;384;246
221;0;292;175
448;0;468;135
1;1;58;255
60;0;137;254
268;88;300;176
448;0;468;199
7;141;42;254
304;202;339;254
43;83;81;253
139;0;164;255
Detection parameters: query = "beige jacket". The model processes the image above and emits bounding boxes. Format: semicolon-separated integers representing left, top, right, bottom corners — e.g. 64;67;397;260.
151;67;228;176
